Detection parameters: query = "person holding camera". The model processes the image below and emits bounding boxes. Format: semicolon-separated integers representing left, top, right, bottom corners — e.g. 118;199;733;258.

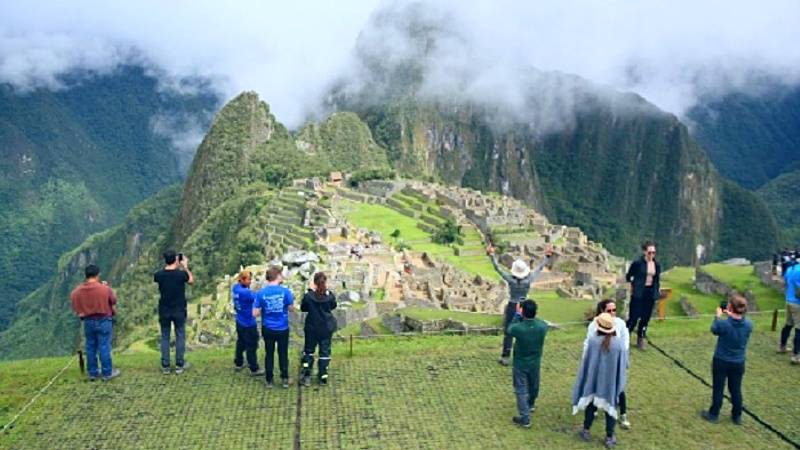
506;299;548;429
488;244;552;366
625;240;661;350
232;270;263;375
300;272;338;387
253;266;295;388
70;264;121;381
154;250;194;374
701;294;752;425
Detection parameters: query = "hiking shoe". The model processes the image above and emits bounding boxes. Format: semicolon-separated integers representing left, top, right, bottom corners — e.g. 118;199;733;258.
161;366;171;375
175;362;190;375
512;416;531;429
578;429;592;442
319;374;329;386
604;435;617;448
102;369;121;381
234;364;244;372
732;416;742;425
300;376;311;387
250;369;265;376
700;410;719;424
281;378;290;389
619;414;630;430
637;337;646;351
497;357;510;366
265;381;274;389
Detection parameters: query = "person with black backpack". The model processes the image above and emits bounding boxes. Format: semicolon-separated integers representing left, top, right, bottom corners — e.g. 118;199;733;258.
299;272;338;387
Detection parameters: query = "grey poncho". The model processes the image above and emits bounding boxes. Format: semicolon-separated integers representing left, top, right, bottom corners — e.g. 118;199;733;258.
571;334;628;419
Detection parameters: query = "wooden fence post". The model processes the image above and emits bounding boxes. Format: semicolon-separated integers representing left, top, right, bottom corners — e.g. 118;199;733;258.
349;334;354;357
772;309;778;332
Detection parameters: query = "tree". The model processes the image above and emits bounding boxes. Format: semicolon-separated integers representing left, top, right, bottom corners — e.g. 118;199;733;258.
432;219;463;245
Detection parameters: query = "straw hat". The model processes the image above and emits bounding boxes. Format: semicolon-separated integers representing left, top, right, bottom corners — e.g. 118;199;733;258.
511;259;531;278
596;313;615;334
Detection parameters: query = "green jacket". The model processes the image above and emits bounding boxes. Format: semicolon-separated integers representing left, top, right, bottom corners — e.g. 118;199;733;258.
507;317;548;369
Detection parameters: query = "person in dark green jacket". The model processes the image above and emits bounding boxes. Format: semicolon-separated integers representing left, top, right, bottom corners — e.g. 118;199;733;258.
507;299;548;428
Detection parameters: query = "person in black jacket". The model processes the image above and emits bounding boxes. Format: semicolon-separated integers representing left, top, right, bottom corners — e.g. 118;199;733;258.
625;240;661;350
300;272;338;387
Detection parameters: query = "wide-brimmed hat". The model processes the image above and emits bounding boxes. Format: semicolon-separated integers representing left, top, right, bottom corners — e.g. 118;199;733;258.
511;259;531;278
595;313;615;334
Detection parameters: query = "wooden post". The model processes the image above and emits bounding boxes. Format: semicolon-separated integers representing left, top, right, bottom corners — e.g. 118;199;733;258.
772;309;779;332
78;350;85;374
349;334;354;357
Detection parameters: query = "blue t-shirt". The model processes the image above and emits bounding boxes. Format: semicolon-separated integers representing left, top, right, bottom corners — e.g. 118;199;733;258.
786;265;800;305
254;285;294;330
232;283;257;327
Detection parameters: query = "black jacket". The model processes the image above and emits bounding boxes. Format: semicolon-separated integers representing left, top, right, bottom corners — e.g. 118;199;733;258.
300;289;338;335
625;257;661;300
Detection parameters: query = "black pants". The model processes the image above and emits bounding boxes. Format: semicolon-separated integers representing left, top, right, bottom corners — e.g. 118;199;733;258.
708;357;745;420
584;403;616;438
501;302;517;357
262;327;289;383
302;331;332;379
627;287;657;338
234;324;259;372
779;325;800;355
618;391;627;415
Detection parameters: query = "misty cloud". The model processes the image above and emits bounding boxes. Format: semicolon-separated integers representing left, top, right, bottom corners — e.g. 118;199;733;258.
150;110;214;172
1;0;799;131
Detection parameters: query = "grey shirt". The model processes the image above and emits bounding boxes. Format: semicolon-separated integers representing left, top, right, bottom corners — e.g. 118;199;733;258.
491;254;549;303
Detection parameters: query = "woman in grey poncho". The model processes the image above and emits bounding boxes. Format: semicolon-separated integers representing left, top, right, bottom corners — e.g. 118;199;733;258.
572;313;628;448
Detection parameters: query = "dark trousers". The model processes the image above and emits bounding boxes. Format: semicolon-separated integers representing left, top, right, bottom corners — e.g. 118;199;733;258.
584;404;616;438
501;302;517;357
618;391;627;415
627;287;657;338
234;324;259;372
512;365;541;423
302;331;333;379
159;314;186;368
779;325;800;355
708;357;745;420
262;327;289;383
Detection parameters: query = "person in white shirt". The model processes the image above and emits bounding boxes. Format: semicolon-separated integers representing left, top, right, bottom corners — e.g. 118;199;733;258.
583;299;631;430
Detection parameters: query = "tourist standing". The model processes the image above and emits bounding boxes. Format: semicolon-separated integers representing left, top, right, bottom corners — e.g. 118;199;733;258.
253;266;295;388
154;250;194;374
300;272;338;387
507;299;548;429
488;244;552;365
232;270;263;375
625;241;661;350
573;313;628;448
778;260;800;363
584;300;631;430
70;264;121;381
701;294;753;425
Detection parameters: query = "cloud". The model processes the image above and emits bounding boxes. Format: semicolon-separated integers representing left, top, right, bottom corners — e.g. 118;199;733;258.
1;0;799;130
149;111;214;172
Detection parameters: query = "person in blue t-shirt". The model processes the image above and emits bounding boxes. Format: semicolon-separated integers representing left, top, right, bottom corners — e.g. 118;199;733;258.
232;270;263;376
253;266;295;388
778;261;800;363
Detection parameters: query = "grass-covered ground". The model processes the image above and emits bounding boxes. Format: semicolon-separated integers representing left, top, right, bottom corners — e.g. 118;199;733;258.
3;317;798;449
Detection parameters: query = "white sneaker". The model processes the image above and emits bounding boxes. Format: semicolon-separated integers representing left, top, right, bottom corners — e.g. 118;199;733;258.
619;414;631;430
791;355;800;365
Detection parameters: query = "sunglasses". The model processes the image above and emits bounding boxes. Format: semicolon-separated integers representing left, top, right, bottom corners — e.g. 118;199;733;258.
606;308;616;313
647;251;656;255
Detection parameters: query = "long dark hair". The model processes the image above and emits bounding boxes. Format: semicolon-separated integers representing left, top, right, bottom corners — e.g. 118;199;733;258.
597;330;617;352
314;272;327;298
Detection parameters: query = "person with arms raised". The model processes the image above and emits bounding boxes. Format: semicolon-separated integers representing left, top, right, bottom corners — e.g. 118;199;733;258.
70;264;120;381
300;272;338;387
488;244;552;366
154;250;194;374
253;266;295;388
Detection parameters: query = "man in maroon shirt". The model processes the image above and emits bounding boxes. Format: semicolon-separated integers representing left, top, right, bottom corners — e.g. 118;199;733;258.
70;264;121;381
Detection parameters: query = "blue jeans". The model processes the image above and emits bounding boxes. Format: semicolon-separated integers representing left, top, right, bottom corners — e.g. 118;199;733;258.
512;365;541;423
160;314;186;368
83;318;113;377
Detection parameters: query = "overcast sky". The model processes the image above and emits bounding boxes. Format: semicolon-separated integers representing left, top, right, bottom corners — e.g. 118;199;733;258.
2;0;799;128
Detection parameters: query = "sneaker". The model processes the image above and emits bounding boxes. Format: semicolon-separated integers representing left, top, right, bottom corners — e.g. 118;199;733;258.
791;355;800;365
319;374;329;386
512;416;531;429
700;410;719;424
497;357;510;366
578;429;592;442
234;364;244;372
619;413;630;430
88;375;98;382
777;345;788;354
265;381;274;389
604;436;617;448
161;366;171;375
102;369;121;381
175;362;191;375
300;375;311;387
732;416;742;425
637;337;646;351
250;369;265;376
529;405;536;413
281;378;290;389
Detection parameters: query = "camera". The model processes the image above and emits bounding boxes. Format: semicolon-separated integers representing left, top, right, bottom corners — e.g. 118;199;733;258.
719;300;728;310
178;253;184;262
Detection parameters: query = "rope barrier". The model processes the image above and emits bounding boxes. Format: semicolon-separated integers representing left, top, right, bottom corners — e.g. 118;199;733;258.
1;357;75;435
